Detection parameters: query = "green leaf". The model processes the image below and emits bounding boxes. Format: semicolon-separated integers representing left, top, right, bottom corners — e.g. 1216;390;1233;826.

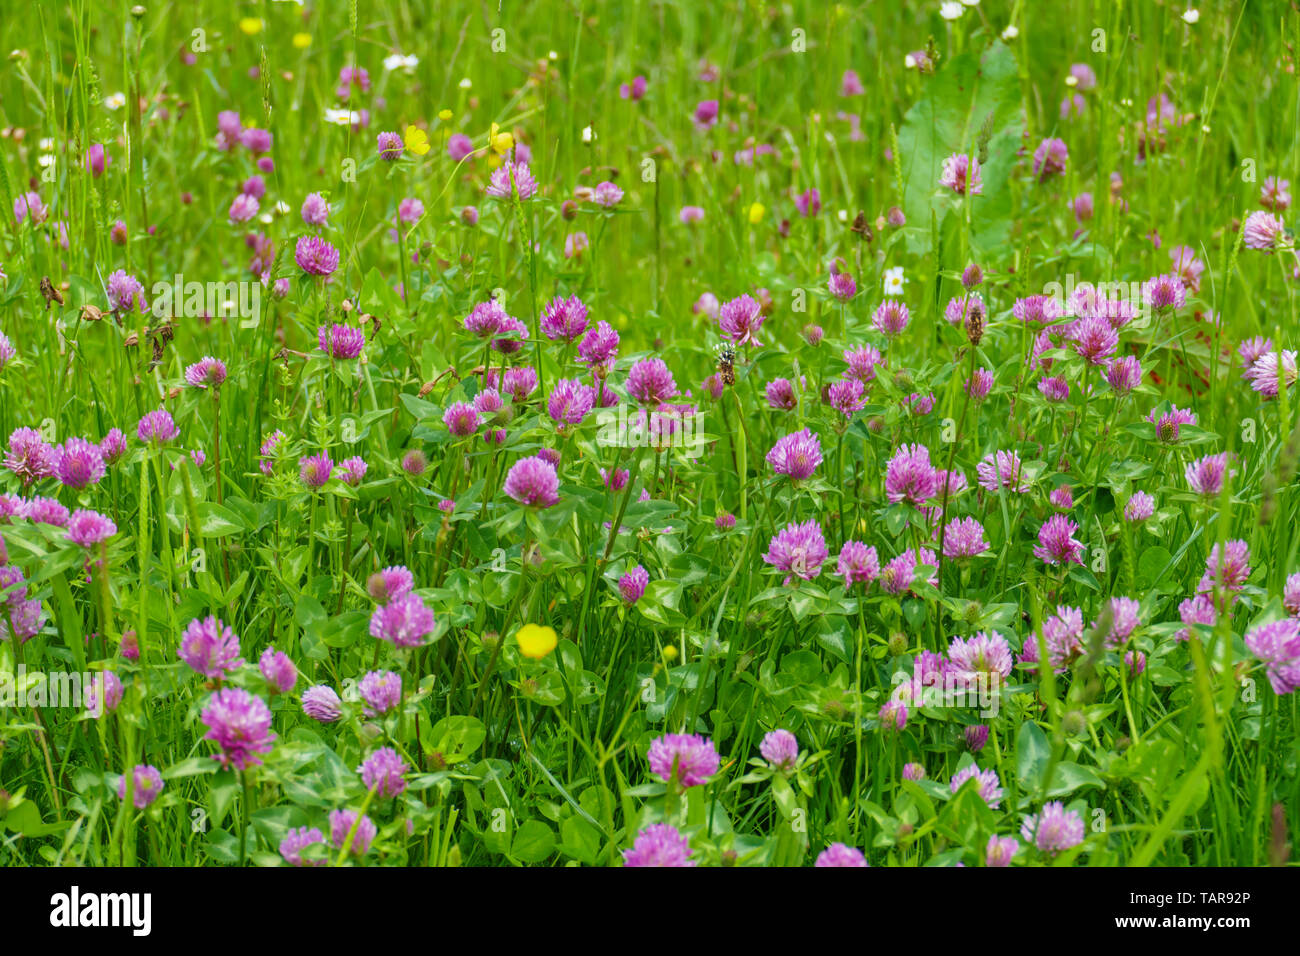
1016;720;1050;790
510;819;556;863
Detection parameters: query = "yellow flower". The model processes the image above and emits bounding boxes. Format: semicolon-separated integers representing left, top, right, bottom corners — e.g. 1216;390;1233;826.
487;152;502;170
238;17;263;35
292;33;312;49
748;202;766;224
438;109;453;122
489;122;514;156
516;624;557;659
662;645;679;661
404;125;430;156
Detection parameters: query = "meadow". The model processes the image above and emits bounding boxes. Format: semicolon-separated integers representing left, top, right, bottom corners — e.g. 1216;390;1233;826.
0;0;1297;868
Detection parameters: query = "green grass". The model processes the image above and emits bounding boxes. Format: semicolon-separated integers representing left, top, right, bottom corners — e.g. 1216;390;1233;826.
0;0;1297;867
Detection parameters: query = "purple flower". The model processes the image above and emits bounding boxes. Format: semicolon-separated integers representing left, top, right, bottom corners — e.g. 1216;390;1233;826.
885;444;939;505
503;455;560;508
299;453;334;489
359;747;410;797
337;456;368;486
965;725;990;752
1032;137;1069;181
1186;452;1232;497
302;686;343;723
827;378;866;417
240;127;272;153
1034;514;1085;566
626;358;677;405
763;519;827;583
99;428;128;465
447;134;474;161
228;193;259;223
301;192;330;225
837;540;880;589
967;367;994;402
1105;355;1142;395
647;733;720;788
1243;210;1287;251
329;809;377;856
1021;802;1085;855
816;843;868;867
1198;539;1251;601
318;324;365;359
872;300;910;337
184;356;228;389
376;131;404;160
137;409;180;445
85;671;123;716
117;765;164;809
53;438;106;488
540;295;589;342
1176;595;1219;643
844;347;885;385
280;826;326;866
940;152;982;195
5;428;54;485
977;450;1029;493
578;321;620;374
369;592;436;648
485;161;538;200
295;235;340;276
829;270;857;301
593;181;624;207
766;378;798;410
693;99;720;129
1070;315;1119;365
201;687;275;771
760;729;799;773
443;401;481;437
358;670;402;716
947;632;1013;688
1141;273;1186;311
67;509;117;547
902;763;926;782
258;430;284;475
106;270;147;312
547;378;596;427
464;300;508;338
1244;618;1300;695
766;428;822;481
718;294;765;347
1148;405;1197;443
178;615;243;678
619;565;649;605
951;765;1004;808
623;823;696;867
259;647;297;695
1245;350;1299;400
986;835;1019;867
367;566;414;603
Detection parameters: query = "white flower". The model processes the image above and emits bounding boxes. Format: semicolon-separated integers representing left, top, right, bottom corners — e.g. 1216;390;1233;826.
884;267;908;297
548;50;558;60
324;108;361;126
457;77;472;89
274;200;290;215
581;125;595;143
1065;74;1078;88
1182;9;1199;24
940;1;964;20
961;0;981;5
1001;25;1019;40
837;209;848;222
104;92;126;110
904;53;918;69
383;53;418;72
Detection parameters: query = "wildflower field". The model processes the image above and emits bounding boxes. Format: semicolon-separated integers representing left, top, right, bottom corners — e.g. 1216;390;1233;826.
0;0;1298;874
